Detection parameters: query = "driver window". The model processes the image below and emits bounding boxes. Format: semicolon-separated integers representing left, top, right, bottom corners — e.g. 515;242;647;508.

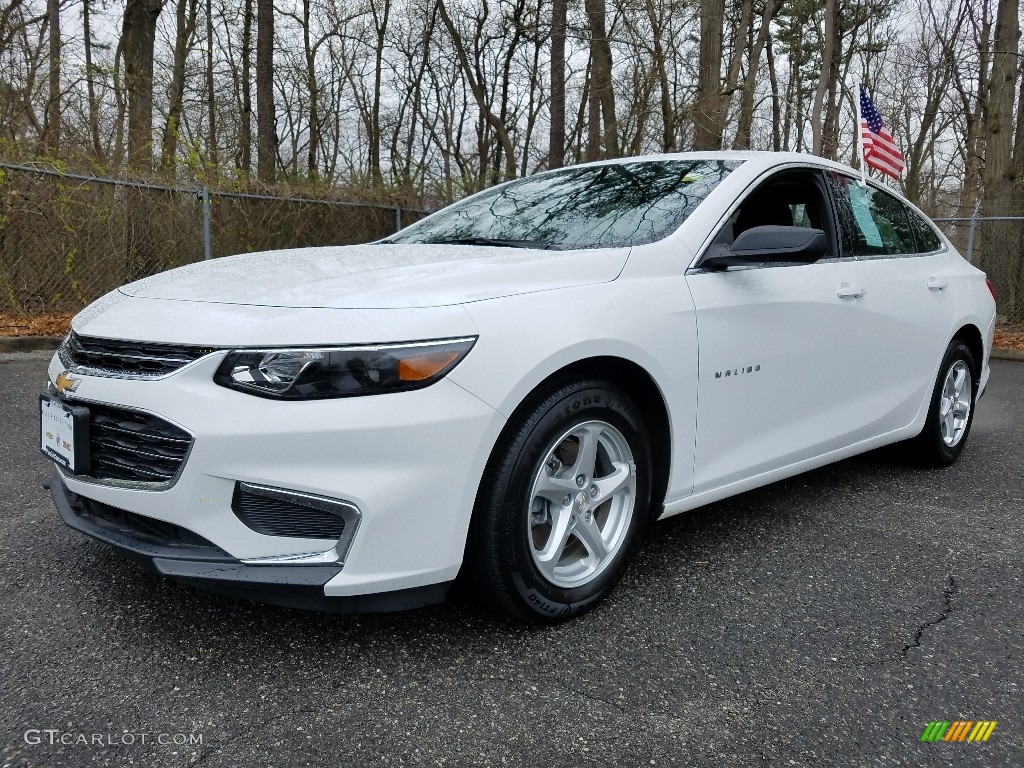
708;170;833;256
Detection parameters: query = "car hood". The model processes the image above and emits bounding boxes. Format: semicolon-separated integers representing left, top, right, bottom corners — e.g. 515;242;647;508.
118;243;630;309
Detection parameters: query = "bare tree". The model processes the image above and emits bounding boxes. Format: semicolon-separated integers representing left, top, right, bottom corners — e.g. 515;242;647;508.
435;0;517;181
81;0;103;159
256;0;275;182
238;0;253;173
43;0;59;151
549;0;567;167
584;0;617;157
160;0;198;171
206;0;217;167
733;0;776;150
810;0;837;156
979;0;1020;312
122;0;166;169
693;0;724;150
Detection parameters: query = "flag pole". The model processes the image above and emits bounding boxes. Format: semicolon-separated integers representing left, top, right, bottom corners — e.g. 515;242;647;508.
856;82;867;187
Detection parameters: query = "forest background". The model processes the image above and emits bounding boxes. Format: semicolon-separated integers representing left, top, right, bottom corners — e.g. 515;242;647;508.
0;0;1022;323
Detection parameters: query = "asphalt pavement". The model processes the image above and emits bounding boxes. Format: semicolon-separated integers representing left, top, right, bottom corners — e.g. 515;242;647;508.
1;351;1021;767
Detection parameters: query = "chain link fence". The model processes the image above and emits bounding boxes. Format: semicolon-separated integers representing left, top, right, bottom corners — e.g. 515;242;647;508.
934;208;1024;325
2;161;1022;325
0;162;430;316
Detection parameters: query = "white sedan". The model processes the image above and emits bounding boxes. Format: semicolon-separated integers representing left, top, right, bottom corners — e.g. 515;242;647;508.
42;151;996;623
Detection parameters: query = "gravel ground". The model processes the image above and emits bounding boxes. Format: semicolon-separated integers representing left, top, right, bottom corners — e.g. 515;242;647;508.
1;351;1021;767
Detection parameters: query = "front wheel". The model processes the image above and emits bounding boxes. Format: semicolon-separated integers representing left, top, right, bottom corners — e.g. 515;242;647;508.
467;379;652;623
903;339;977;467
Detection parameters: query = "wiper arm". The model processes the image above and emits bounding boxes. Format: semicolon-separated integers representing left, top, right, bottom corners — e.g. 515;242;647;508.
422;237;562;251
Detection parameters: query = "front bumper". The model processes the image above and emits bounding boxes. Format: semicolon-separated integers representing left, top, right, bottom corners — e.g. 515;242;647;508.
47;350;506;605
51;474;448;612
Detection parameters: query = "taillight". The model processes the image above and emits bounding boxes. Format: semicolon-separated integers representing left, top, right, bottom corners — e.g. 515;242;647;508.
985;277;997;302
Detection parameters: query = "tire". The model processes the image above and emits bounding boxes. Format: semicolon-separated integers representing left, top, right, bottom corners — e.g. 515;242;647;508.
467;379;652;624
903;339;977;467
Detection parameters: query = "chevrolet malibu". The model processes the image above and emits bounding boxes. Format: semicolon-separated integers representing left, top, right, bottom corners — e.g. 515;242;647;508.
41;152;997;623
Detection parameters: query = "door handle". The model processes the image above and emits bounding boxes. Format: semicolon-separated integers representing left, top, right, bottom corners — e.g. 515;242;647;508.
927;278;949;291
836;284;866;299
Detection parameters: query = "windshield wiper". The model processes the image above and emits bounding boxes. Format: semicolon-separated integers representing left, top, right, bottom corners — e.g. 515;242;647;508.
421;237;562;251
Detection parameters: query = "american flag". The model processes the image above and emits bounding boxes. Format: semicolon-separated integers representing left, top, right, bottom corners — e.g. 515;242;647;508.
859;84;905;179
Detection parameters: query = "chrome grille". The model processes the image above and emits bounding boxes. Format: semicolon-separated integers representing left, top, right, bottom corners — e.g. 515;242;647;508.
86;403;193;485
59;332;215;379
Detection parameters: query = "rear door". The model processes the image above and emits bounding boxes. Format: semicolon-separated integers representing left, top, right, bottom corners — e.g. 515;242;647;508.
824;173;957;429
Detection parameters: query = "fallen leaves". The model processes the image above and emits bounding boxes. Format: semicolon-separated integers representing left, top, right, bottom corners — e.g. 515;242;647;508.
0;312;73;338
994;326;1024;351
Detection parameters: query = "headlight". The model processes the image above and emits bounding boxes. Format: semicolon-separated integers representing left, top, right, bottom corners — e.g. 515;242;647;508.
213;337;476;400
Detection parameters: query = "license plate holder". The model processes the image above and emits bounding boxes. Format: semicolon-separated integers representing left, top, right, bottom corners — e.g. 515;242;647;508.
40;395;91;474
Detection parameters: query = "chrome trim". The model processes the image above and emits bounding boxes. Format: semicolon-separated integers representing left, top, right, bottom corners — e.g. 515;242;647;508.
57;334;222;381
226;337;478;355
241;549;346;566
235;482;362;566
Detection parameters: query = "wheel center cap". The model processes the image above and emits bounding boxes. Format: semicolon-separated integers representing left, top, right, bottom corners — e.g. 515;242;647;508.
575;492;589;514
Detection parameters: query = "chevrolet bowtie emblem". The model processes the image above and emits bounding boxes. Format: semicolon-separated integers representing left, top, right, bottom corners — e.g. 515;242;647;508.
54;371;81;396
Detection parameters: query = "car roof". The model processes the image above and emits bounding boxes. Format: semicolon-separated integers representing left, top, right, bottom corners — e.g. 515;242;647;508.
570;150;856;176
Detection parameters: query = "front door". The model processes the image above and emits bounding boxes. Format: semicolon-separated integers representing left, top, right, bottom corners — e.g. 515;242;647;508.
686;168;879;494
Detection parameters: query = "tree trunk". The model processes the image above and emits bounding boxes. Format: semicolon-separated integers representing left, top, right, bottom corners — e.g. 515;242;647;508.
112;41;126;165
1012;57;1024;317
693;0;724;150
549;0;567;167
644;0;673;151
733;0;776;150
586;56;601;160
160;0;197;172
958;4;989;218
302;0;318;179
766;34;781;151
82;0;103;160
810;0;837;156
256;0;276;183
369;0;391;184
44;0;59;152
206;0;217;167
585;0;617;158
980;0;1020;313
239;0;253;174
122;0;165;170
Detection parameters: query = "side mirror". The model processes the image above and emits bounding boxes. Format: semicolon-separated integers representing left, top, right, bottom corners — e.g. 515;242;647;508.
702;226;828;270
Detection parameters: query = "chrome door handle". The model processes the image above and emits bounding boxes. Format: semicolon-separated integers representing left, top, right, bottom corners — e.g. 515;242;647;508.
927;278;949;291
836;285;866;299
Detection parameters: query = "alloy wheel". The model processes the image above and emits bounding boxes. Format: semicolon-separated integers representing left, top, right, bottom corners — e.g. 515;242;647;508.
526;420;636;589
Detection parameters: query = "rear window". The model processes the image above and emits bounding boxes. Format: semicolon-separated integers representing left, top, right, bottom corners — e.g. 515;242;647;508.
827;174;917;257
390;160;742;250
906;208;943;253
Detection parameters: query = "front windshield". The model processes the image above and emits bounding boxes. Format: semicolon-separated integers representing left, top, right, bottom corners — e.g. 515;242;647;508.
390;159;742;250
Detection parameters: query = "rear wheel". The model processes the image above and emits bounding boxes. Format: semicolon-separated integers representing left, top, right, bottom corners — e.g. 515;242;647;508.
902;339;976;466
467;379;651;623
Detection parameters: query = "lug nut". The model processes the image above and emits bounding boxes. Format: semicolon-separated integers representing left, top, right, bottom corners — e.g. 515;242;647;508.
576;474;586;487
562;494;572;506
589;484;599;497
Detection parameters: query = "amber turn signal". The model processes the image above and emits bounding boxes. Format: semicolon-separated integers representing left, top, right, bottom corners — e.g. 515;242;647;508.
397;352;461;381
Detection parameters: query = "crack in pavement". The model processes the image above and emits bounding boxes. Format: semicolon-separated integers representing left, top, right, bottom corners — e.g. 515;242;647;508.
901;574;958;658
